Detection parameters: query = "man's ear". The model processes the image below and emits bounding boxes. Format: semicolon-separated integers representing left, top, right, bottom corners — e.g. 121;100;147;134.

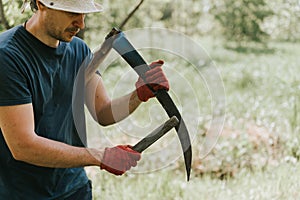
36;0;47;11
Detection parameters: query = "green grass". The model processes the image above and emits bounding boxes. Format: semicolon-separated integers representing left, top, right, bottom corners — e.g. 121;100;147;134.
86;162;300;200
86;37;300;199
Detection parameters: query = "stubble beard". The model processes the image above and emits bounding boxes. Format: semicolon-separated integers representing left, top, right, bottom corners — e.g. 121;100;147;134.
46;25;79;43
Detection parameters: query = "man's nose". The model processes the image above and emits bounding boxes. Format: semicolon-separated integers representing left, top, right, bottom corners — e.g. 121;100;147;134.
73;14;85;29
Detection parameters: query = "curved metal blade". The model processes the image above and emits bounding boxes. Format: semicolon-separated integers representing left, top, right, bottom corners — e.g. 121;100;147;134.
156;90;192;181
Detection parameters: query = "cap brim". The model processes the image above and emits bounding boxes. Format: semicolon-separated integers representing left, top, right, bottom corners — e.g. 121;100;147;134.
41;1;104;14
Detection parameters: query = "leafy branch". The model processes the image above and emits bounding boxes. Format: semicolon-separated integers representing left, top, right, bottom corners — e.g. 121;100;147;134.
119;0;145;29
0;0;12;29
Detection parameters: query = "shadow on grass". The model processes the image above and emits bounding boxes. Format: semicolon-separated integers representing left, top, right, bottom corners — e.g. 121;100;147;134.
225;45;276;54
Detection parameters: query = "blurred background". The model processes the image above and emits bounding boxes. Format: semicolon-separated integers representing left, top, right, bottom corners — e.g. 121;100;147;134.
1;0;299;199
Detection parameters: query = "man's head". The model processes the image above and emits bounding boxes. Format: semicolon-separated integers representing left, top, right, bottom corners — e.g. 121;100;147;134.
29;0;103;13
25;0;103;47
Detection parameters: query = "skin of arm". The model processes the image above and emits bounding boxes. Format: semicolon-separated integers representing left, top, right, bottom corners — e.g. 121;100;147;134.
85;73;142;126
0;103;104;168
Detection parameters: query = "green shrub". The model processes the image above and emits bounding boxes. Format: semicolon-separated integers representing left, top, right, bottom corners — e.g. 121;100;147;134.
211;0;274;44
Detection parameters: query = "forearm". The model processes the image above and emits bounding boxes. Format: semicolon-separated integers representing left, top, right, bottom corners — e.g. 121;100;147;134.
0;104;103;168
97;90;142;126
13;134;104;168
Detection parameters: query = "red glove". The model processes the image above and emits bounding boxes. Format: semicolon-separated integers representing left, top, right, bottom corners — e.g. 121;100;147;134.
100;145;141;176
135;60;170;102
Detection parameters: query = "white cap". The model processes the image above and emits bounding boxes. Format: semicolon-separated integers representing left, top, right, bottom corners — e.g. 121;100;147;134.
38;0;103;13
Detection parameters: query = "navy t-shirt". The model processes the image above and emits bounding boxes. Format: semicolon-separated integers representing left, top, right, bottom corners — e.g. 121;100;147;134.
0;25;92;199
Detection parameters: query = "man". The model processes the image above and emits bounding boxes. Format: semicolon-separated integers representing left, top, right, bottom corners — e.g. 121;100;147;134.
0;0;169;199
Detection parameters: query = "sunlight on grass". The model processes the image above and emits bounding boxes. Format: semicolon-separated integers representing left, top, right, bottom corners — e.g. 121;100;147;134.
86;36;300;199
86;162;300;200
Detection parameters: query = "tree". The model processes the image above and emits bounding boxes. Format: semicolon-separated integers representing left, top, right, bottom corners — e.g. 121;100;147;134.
0;0;11;30
211;0;274;45
267;0;300;41
0;0;32;32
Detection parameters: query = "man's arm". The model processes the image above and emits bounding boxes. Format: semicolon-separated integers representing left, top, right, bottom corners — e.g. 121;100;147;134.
85;73;142;126
0;103;103;168
86;60;169;126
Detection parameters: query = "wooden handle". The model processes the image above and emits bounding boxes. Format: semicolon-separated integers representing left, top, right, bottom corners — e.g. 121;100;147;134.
132;116;179;153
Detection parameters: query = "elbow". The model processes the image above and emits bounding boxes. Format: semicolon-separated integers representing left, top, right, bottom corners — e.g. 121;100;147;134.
98;121;109;126
96;107;116;126
11;153;24;162
10;148;28;162
90;102;115;126
97;116;114;127
86;110;112;126
9;137;37;163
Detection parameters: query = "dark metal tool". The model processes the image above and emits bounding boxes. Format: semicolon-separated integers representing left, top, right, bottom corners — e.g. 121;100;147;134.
106;28;192;181
132;116;179;153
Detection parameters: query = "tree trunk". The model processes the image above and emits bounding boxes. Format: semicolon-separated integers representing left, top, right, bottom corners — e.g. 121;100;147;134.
0;0;12;30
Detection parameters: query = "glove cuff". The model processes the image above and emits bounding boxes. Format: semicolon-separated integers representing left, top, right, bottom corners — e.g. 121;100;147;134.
135;78;152;102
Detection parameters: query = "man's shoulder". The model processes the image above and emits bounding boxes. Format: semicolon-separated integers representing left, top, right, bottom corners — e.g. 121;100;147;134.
0;26;26;62
0;31;22;65
0;25;22;49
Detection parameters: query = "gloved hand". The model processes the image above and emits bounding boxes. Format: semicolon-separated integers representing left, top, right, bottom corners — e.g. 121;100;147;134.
135;60;170;102
100;145;141;176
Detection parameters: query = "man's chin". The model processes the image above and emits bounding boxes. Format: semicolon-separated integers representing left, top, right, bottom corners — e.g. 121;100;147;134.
60;36;74;43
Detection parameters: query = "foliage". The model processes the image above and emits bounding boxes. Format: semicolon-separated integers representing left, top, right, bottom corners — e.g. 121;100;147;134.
84;0;207;48
210;0;274;44
0;0;31;31
194;123;283;179
1;1;300;44
191;37;300;178
266;0;300;41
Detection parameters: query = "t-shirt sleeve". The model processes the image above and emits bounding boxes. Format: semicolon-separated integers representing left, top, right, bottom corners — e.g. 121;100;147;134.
0;50;32;106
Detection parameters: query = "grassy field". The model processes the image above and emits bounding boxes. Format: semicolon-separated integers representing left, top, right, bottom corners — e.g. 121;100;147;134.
85;36;300;199
86;162;300;200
